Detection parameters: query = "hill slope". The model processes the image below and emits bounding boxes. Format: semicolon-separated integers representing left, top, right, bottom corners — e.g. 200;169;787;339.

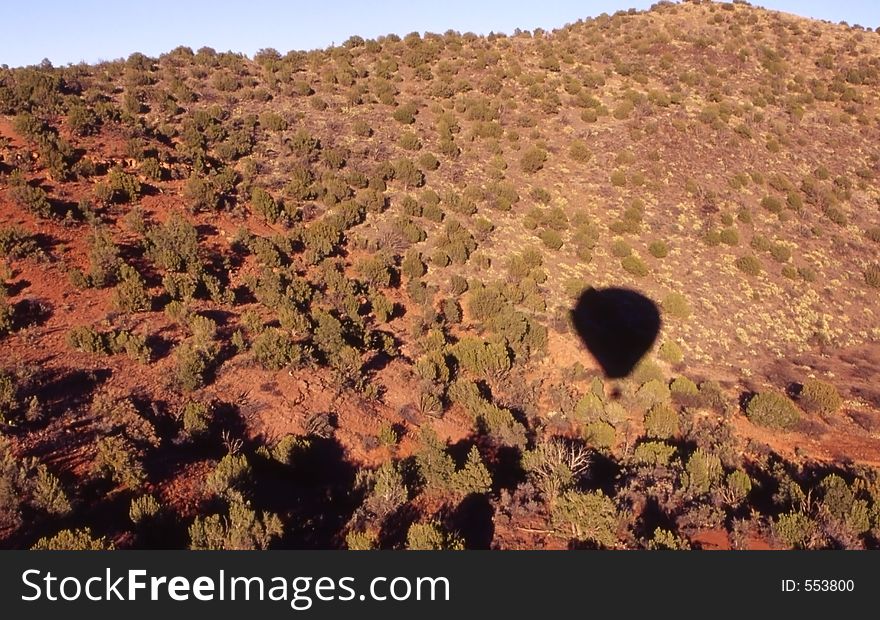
1;0;879;549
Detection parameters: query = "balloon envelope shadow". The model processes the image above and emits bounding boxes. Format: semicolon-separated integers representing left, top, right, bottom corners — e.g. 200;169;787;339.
570;287;661;379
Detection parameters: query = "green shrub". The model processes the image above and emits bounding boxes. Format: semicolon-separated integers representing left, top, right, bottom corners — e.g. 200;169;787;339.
322;147;346;170
719;227;739;246
487;181;520;212
0;227;40;260
250;187;283;223
610;239;631;257
746;391;800;429
647;527;690;550
418;152;439;170
551;490;619;547
0;371;20;424
658;341;683;364
269;434;310;466
864;263;880;288
93;435;146;490
450;275;468;295
750;234;771;252
451;337;511;377
301;219;343;263
818;474;869;534
703;230;721;246
130;494;161;525
612;100;634;120
442;297;462;323
320;174;353;206
394;158;424;188
173;342;210;392
352;120;372;137
569;140;592;163
113;265;151;312
66;325;105;354
467;286;505;322
252;328;302;371
694;380;729;414
521;438;591;503
649;240;669;258
370;292;394;322
794;266;814;283
107;167;141;203
799;378;842;415
66;326;150;363
398;131;421;150
377;423;399;448
661;292;690;318
361;460;407;518
1;436;71;528
392;102;418;125
189;496;283;550
452;447;492;495
761;195;783;213
346;530;377;550
621;255;648;277
769;243;792;263
824;205;847;226
86;228;121;288
182;175;218;212
415;429;456;492
68;102;100;136
682;448;723;496
145;212;201;273
632;441;676;467
259;111;287;132
610;170;627;187
355;253;393;287
644;403;679;439
539;229;563;250
636;379;670;408
182;401;212;438
583;420;615;451
162;272;198;301
32;528;112;550
581;108;598;123
670;376;699;397
530;187;552;204
10;179;53;218
721;470;752;506
735;255;762;276
401;250;426;279
205;453;251;497
471;401;526;449
311;308;348;358
406;522;464;550
520;146;547;173
773;512;815;549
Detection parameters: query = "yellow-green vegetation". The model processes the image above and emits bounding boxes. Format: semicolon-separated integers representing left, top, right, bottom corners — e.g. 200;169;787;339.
798;378;843;415
746;391;801;430
0;1;879;551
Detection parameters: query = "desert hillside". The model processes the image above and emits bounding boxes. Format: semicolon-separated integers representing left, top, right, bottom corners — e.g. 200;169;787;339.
1;0;880;550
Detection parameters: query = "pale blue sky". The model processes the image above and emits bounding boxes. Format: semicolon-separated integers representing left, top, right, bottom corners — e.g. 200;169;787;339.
2;1;879;68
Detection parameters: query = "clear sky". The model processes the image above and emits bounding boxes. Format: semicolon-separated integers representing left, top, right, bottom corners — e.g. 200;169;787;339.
2;1;879;68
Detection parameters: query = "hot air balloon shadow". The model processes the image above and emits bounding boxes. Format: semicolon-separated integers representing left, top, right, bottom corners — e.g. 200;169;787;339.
569;287;661;379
